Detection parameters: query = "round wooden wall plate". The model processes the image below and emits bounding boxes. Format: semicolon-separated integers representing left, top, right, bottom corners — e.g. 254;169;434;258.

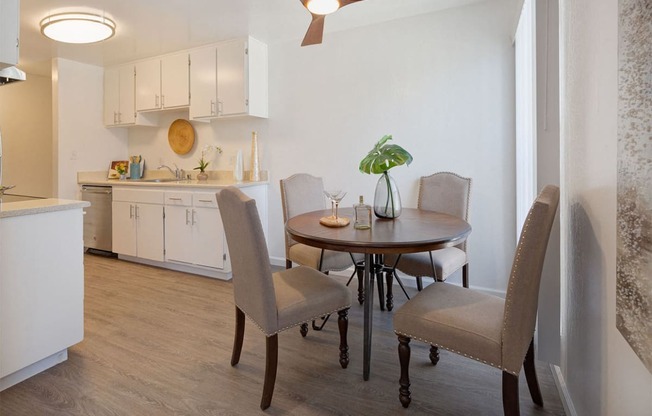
168;119;195;155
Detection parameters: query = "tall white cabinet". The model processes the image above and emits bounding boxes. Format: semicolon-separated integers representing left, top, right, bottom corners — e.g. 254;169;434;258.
0;0;19;69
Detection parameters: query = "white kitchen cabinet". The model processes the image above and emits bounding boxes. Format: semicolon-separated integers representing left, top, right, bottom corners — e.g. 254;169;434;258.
0;0;19;69
164;191;225;269
189;47;217;119
189;37;268;120
136;52;189;111
104;65;157;127
112;188;165;261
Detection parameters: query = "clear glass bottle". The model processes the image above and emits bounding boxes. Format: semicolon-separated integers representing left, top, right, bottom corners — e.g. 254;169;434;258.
354;195;372;230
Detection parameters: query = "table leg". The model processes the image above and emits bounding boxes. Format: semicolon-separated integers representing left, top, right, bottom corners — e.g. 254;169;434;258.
363;253;374;381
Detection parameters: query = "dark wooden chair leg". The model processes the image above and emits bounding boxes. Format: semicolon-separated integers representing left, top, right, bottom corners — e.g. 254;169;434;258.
231;307;245;366
337;308;349;368
398;335;412;408
260;334;279;410
462;264;469;288
502;371;520;416
385;270;394;311
299;323;308;337
285;259;292;269
429;345;440;365
523;338;544;406
416;276;423;291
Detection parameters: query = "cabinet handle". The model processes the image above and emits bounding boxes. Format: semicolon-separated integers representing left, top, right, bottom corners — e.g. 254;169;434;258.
210;100;216;115
129;204;134;219
185;209;190;225
198;199;212;203
168;197;182;201
118;112;122;123
217;100;223;115
155;94;160;107
114;111;117;124
191;209;196;225
161;94;165;107
135;205;140;219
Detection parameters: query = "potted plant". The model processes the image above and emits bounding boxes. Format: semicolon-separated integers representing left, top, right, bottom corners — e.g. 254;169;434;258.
115;162;128;180
359;135;413;218
194;145;222;181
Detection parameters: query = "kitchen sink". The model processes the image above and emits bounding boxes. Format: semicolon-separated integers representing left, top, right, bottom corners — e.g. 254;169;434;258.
137;178;188;183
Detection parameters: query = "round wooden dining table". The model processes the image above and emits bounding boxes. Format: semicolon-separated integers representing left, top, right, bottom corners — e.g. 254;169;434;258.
285;207;471;380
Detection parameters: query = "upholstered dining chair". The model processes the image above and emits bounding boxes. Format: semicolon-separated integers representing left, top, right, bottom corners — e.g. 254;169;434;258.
281;174;367;326
216;187;352;410
385;171;472;291
393;185;559;416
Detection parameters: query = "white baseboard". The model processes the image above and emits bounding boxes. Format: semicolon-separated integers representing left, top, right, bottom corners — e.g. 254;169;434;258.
551;364;577;416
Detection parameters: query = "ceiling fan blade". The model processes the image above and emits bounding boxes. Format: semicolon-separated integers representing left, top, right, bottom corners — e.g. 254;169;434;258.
340;0;364;7
301;14;326;46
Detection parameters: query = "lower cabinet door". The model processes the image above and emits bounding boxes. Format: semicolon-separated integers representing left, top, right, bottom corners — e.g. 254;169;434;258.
164;205;194;264
112;201;137;256
192;207;224;269
136;203;165;262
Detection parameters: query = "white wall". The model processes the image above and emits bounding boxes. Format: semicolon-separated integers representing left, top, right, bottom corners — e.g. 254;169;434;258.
0;72;52;197
52;58;128;199
128;0;518;293
560;0;652;415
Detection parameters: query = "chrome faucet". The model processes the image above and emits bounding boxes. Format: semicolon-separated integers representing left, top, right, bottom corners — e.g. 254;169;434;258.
157;164;184;179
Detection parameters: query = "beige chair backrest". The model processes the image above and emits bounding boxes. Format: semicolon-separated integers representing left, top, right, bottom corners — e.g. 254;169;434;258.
501;185;559;374
280;173;326;252
418;172;472;251
216;187;278;335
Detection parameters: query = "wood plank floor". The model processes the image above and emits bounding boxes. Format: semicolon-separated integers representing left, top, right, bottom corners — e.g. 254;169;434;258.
1;254;565;415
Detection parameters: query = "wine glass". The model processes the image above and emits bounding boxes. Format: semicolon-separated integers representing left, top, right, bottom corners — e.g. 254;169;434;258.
324;190;347;220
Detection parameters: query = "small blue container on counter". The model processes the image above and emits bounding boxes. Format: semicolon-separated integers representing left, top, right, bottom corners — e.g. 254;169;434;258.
130;163;141;179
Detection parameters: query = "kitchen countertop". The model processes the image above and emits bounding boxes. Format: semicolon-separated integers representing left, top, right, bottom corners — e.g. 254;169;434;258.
0;198;90;219
79;178;268;189
77;170;269;189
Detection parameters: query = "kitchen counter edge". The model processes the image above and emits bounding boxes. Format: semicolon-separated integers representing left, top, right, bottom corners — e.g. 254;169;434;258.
0;199;90;219
78;179;269;189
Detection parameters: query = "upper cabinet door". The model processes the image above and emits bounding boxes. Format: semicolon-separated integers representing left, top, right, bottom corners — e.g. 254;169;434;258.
161;53;189;109
0;0;20;69
118;65;136;124
135;59;161;111
104;68;120;126
217;40;247;117
189;47;217;119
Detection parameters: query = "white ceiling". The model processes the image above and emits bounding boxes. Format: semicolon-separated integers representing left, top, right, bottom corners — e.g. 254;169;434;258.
19;0;491;74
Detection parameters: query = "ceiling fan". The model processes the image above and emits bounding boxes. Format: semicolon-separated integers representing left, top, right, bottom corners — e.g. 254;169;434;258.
300;0;364;46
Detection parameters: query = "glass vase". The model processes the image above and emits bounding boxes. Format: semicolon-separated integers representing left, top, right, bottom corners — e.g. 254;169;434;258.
374;172;402;219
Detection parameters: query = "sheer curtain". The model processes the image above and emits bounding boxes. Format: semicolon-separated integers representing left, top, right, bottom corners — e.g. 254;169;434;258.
515;0;537;239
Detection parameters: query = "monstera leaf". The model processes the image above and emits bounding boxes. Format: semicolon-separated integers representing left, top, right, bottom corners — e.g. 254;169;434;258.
359;135;413;175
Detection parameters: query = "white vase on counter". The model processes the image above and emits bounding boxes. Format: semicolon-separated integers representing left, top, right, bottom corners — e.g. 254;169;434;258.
233;150;244;182
250;131;260;182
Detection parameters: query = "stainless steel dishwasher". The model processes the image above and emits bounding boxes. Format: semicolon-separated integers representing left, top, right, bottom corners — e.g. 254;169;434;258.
81;185;113;253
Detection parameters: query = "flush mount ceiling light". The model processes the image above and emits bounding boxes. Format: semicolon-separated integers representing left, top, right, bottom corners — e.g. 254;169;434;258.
40;12;116;44
306;0;340;15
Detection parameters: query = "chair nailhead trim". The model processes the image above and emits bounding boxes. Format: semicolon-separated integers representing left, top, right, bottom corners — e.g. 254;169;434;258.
500;205;536;375
393;330;518;376
236;303;352;337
